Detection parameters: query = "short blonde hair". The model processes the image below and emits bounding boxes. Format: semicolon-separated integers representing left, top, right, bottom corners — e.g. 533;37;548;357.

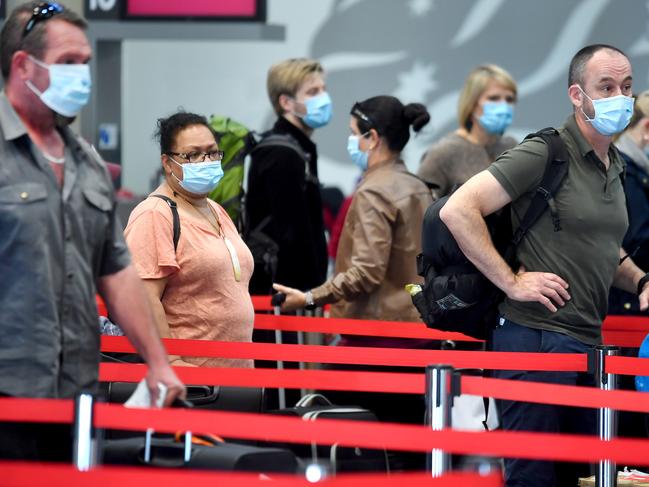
457;64;517;130
267;58;323;116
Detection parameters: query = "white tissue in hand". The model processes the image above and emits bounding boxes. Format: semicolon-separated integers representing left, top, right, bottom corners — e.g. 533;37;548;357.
124;379;167;408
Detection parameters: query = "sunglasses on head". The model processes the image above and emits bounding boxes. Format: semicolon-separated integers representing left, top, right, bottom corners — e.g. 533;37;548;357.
23;2;64;39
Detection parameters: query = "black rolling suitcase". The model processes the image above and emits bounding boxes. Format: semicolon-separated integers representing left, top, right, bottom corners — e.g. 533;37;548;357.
102;382;264;413
99;382;264;442
102;431;299;473
269;394;389;474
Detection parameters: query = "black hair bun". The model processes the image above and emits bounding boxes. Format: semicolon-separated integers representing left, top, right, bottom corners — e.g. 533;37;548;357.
403;103;430;132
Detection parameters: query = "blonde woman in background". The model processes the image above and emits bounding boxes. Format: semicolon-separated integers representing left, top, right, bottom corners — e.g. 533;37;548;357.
418;64;518;197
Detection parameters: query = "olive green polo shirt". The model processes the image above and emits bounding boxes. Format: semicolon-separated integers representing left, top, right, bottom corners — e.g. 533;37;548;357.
487;115;627;345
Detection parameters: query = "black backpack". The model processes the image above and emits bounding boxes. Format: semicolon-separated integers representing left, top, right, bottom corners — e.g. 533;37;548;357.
243;132;312;289
412;128;569;339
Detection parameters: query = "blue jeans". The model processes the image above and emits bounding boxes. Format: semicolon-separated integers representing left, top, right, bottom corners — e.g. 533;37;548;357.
492;318;596;487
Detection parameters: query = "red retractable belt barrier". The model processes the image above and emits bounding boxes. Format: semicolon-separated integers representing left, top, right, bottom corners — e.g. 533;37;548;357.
101;336;587;371
604;315;649;330
0;398;73;424
602;315;649;348
251;296;649;347
99;363;424;394
606;355;649;376
2;398;649;465
251;295;649;346
99;362;649;414
250;295;275;311
460;375;649;413
253;313;482;342
0;462;502;487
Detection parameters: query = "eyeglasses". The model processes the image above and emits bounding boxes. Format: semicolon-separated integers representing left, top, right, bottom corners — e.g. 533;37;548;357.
166;150;225;163
23;2;64;39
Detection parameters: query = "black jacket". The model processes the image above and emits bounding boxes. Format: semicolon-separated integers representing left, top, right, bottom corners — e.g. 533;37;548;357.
246;117;328;293
608;151;649;315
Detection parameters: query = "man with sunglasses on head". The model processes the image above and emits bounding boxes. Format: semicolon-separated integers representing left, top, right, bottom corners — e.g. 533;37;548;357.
0;2;184;460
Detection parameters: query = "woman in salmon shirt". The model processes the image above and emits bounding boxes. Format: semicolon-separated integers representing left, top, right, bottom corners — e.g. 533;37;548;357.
124;112;254;368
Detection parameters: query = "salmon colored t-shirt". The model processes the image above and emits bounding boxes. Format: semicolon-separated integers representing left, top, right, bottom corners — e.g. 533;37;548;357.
124;190;254;368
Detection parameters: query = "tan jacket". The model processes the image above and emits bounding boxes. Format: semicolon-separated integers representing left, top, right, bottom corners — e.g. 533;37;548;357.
312;158;432;322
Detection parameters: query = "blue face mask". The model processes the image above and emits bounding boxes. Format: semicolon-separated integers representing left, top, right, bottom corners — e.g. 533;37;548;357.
171;158;224;195
579;86;634;136
347;133;369;171
478;101;514;135
26;55;91;118
301;92;333;129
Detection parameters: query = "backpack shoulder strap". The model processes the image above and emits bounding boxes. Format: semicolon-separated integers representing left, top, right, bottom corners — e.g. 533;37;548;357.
251;132;310;163
149;194;180;252
511;127;569;246
251;132;317;184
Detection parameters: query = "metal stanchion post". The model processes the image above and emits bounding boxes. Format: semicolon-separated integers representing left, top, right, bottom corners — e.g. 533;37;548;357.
595;345;620;487
272;292;288;409
273;305;286;409
425;364;455;477
73;392;96;471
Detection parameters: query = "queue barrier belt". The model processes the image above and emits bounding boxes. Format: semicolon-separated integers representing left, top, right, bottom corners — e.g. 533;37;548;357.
253;313;481;342
603;315;649;331
250;295;649;347
250;295;275;311
101;335;588;371
98;362;649;414
99;363;424;394
602;331;649;348
2;398;649;465
0;462;502;487
606;355;649;376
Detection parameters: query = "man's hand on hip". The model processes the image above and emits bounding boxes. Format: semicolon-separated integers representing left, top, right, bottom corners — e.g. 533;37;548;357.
506;265;571;312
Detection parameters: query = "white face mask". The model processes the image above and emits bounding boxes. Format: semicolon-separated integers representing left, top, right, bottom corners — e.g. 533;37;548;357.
25;55;92;118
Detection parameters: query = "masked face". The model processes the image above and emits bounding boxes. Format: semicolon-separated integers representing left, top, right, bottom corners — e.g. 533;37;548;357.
578;85;634;136
301;92;333;128
25;55;91;118
472;80;516;135
347;132;370;171
289;72;332;129
478;101;514;135
169;158;224;195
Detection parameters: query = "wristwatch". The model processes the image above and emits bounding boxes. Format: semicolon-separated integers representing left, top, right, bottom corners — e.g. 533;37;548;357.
304;290;317;311
638;273;649;296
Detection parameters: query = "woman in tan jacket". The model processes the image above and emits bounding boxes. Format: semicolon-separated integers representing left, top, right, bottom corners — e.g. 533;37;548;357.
274;95;432;336
273;97;433;458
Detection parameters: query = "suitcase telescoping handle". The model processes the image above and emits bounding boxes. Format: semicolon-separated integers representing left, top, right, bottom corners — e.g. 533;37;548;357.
144;429;192;465
143;399;194;465
295;393;333;408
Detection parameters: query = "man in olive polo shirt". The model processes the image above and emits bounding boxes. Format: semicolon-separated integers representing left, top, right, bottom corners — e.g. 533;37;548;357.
0;3;184;460
441;44;649;486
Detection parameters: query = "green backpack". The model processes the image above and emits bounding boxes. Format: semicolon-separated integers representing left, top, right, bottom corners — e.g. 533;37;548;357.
208;116;255;228
207;115;310;232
